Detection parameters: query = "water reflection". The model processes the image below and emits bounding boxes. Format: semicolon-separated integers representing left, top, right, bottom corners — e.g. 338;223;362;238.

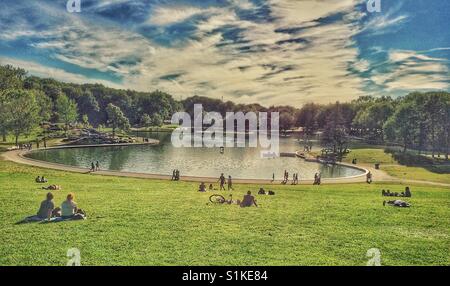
27;133;364;180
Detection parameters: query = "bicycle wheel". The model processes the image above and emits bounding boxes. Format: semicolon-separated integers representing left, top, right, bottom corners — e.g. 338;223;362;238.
209;194;226;204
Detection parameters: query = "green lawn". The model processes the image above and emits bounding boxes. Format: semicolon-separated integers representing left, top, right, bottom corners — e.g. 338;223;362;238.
344;148;450;184
382;165;450;185
343;148;398;164
0;160;449;266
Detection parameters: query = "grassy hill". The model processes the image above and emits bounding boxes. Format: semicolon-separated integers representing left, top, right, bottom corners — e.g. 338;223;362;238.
0;159;448;266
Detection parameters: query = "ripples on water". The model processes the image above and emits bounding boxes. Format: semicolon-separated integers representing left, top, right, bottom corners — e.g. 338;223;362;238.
27;133;364;180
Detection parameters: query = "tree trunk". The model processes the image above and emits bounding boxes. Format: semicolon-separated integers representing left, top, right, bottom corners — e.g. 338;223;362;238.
15;134;19;147
431;126;435;158
2;131;6;142
112;126;116;139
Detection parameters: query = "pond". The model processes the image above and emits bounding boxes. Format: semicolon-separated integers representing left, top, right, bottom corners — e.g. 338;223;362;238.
26;132;364;180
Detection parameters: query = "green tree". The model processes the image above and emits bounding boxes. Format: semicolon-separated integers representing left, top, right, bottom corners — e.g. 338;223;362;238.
150;113;163;127
320;103;349;160
56;94;78;135
106;103;130;138
3;89;40;145
82;114;90;128
0;93;10;142
353;101;394;142
383;102;419;152
140;114;151;128
296;103;321;136
0;65;26;141
279;113;295;134
34;90;53;122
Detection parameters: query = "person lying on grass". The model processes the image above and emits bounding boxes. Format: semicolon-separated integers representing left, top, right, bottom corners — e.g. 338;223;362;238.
383;200;411;208
42;185;61;190
240;191;258;208
61;193;86;220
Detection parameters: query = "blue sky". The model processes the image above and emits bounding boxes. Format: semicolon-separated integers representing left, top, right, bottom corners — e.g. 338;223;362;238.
0;0;449;105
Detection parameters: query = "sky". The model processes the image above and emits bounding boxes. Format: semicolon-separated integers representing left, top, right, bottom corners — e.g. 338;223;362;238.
0;0;449;106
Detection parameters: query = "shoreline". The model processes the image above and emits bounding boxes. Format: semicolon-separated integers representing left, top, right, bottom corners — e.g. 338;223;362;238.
2;143;377;185
2;147;450;187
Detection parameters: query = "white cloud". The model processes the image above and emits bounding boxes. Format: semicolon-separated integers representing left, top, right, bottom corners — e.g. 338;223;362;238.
371;49;449;92
0;57;123;89
3;0;446;107
146;5;221;26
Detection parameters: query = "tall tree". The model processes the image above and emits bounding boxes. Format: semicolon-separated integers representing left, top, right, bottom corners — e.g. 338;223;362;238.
296;103;321;136
353;101;394;142
383;102;420;152
140;114;151;128
106;103;130;138
3;89;40;145
0;65;26;141
56;94;78;135
320;103;350;160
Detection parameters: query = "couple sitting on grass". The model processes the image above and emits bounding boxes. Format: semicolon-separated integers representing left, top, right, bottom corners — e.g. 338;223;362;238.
220;191;258;207
35;176;48;183
21;192;86;223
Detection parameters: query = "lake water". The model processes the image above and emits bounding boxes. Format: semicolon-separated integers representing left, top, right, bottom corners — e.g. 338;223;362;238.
26;132;364;180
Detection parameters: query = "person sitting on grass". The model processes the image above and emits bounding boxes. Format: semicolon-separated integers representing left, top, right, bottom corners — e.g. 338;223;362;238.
258;188;266;195
198;182;206;192
19;192;55;223
209;184;215;191
381;189;386;196
240;191;258;208
404;187;412;197
35;176;41;183
37;192;55;220
61;193;86;220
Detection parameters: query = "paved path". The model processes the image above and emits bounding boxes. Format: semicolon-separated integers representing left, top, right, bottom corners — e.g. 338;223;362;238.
2;148;449;187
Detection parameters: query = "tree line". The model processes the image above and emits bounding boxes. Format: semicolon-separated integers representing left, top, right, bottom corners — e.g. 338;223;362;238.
296;94;450;159
0;64;181;143
1;64;449;159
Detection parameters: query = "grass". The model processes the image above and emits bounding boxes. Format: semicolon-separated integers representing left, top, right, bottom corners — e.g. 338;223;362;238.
343;148;450;184
343;148;398;164
0;159;449;266
382;165;450;184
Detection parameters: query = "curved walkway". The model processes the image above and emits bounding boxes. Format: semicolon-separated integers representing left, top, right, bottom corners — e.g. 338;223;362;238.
2;147;449;187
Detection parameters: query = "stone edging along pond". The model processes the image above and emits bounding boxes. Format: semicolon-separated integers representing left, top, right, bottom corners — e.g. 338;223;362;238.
2;142;370;185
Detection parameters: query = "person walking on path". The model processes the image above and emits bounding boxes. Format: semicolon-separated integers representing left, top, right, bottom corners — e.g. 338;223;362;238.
219;173;226;191
227;175;234;191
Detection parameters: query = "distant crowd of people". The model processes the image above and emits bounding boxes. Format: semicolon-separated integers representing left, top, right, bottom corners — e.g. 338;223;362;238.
35;176;48;183
19;143;33;150
382;187;412;198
